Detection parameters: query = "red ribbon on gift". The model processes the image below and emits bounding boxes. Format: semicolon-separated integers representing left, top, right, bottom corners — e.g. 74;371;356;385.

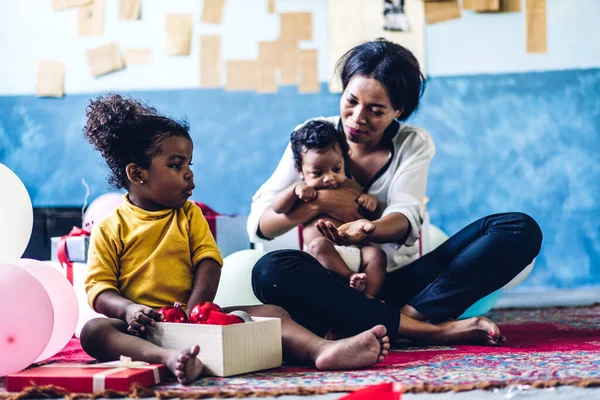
194;202;220;239
57;226;90;285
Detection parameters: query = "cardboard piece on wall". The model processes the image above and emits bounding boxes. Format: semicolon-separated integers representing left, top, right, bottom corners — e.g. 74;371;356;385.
226;60;258;91
201;0;225;24
53;0;92;11
280;12;312;44
258;41;278;93
501;0;522;12
279;41;299;85
166;14;193;56
36;61;65;98
526;0;546;53
329;0;427;92
78;0;104;36
86;42;125;77
462;0;500;12
124;48;151;65
425;1;461;24
299;49;319;94
268;0;275;13
119;0;141;20
200;36;221;88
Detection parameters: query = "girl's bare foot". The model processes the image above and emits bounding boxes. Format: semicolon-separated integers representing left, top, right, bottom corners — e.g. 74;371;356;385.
166;345;204;384
437;316;506;346
349;273;367;292
315;325;390;370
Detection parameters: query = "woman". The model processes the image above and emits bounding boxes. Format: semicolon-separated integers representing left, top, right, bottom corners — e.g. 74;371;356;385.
248;39;542;344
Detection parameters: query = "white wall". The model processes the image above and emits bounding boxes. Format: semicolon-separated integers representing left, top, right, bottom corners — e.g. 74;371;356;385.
427;0;600;76
0;0;329;95
0;0;598;95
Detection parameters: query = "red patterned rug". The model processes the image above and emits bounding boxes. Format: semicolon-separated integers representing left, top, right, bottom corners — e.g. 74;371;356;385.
1;305;599;398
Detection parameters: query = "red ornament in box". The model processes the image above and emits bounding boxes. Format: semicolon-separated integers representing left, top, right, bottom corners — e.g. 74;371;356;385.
188;302;243;325
157;302;188;323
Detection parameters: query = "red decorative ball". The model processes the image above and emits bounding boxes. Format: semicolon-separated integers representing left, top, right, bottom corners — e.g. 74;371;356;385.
188;302;224;324
157;302;188;323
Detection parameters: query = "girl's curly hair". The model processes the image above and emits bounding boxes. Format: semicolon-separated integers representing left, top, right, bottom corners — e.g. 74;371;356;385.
84;93;190;189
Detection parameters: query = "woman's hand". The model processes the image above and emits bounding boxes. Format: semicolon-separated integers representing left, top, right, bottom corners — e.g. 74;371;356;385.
124;303;161;336
316;218;375;246
316;187;363;223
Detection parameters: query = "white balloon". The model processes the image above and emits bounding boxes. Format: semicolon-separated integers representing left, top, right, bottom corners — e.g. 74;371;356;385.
0;164;33;264
503;258;536;289
214;250;266;308
429;224;449;251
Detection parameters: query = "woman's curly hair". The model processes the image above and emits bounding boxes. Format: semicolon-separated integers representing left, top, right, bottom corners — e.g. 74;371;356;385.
84;93;190;189
291;120;350;171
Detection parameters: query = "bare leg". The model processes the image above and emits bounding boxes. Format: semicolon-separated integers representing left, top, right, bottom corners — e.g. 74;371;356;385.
360;246;387;299
305;235;354;279
80;318;204;384
227;305;391;370
400;304;428;320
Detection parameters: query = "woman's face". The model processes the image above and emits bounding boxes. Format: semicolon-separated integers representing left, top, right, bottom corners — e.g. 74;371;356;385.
340;75;402;146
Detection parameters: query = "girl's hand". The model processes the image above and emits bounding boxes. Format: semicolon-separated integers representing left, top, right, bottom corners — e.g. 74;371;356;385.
124;304;161;336
316;188;363;223
315;218;375;246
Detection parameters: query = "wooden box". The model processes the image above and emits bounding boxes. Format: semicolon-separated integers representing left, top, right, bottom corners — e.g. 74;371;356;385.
146;317;282;377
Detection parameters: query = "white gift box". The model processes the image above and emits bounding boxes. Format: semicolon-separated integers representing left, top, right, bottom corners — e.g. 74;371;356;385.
51;235;90;263
147;317;282;377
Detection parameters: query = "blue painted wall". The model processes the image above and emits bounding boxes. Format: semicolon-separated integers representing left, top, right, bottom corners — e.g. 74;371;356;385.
1;67;599;289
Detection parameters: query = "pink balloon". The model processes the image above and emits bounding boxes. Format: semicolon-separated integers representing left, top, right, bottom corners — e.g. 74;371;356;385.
18;259;79;362
0;263;54;376
82;193;123;231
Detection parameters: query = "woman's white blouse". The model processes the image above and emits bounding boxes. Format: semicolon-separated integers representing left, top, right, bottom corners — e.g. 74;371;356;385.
247;116;435;272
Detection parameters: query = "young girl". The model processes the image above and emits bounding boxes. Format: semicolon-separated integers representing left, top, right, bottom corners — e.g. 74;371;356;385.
80;94;391;385
272;120;387;299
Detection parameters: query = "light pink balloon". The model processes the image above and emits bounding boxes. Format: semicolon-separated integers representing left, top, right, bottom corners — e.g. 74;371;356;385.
18;259;79;362
82;193;123;231
0;263;54;376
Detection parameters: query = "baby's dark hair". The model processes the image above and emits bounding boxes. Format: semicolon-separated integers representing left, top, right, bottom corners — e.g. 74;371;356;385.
291;120;350;170
84;93;191;189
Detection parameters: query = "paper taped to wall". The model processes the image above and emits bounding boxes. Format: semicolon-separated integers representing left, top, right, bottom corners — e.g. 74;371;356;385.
200;36;222;88
36;61;65;98
424;1;461;24
119;0;141;20
201;0;225;24
526;0;547;53
86;43;125;77
78;0;104;36
166;14;193;56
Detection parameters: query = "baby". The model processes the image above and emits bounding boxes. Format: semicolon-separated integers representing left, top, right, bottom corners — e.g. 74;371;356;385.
272;120;387;299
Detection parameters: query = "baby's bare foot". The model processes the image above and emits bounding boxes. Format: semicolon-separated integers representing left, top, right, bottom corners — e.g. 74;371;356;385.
437;316;506;346
315;325;390;370
349;273;367;292
166;345;204;384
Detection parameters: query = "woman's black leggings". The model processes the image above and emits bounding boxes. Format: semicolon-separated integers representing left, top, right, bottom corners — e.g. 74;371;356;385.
252;212;543;340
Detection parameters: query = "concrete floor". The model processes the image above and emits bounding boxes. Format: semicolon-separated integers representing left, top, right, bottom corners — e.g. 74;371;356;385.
203;288;600;400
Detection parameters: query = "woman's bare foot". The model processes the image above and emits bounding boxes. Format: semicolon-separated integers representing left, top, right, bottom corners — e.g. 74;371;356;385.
437;316;506;346
349;273;367;292
314;325;390;370
165;345;204;384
